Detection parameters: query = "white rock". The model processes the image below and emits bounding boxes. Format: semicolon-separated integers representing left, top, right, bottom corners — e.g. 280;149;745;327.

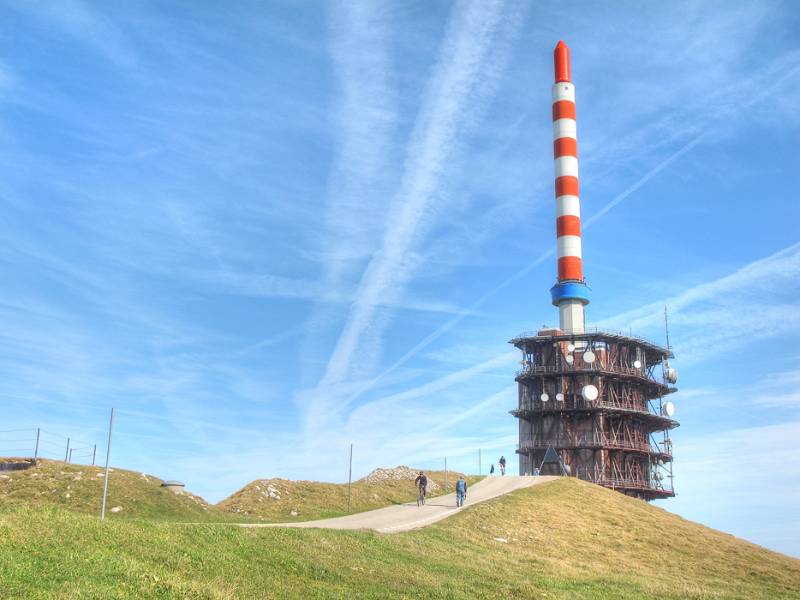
493;537;508;544
110;506;122;513
65;493;71;499
290;510;299;516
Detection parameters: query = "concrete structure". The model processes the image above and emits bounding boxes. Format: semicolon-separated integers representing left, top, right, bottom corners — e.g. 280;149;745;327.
510;42;679;501
161;480;185;494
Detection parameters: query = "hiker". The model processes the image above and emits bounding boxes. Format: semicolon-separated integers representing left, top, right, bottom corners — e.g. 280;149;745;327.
499;455;507;476
455;476;467;507
489;464;495;476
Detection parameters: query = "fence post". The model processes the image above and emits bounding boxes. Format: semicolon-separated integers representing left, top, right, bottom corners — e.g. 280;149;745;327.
92;444;96;466
64;438;70;462
34;428;40;461
68;448;73;463
100;408;115;521
444;457;448;493
347;443;353;512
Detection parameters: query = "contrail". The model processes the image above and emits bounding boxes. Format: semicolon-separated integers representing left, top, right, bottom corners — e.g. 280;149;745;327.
338;133;706;408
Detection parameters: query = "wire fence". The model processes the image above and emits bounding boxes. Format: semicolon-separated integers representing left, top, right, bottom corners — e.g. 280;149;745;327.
0;428;98;465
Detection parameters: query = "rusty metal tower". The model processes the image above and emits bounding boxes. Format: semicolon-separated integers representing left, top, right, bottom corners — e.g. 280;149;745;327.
510;41;678;500
511;329;678;500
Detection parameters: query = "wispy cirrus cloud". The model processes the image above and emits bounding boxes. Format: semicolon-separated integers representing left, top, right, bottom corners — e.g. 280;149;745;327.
7;0;139;69
304;0;527;436
600;241;800;362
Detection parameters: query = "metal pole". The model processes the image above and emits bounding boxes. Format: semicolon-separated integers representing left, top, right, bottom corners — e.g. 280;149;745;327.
68;448;73;463
92;444;96;466
100;408;115;520
64;438;70;462
347;443;353;512
34;428;40;461
444;457;448;492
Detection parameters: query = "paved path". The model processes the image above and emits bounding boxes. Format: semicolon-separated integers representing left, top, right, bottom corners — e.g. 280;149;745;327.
239;475;556;534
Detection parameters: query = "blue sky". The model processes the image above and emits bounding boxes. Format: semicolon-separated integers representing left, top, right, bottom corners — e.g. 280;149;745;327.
1;1;799;556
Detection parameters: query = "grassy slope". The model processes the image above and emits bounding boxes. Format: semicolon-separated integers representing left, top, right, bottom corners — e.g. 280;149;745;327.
0;459;239;522
218;469;481;522
1;478;798;599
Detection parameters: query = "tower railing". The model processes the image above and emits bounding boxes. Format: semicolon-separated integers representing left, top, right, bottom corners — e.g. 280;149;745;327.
510;326;671;355
517;436;671;457
513;398;678;427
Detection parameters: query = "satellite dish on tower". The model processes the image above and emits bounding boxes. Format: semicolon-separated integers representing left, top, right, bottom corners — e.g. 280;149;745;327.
540;393;550;402
567;343;575;352
565;355;574;365
664;366;678;384
556;392;564;402
581;384;599;401
662;401;675;417
633;359;642;369
583;350;596;364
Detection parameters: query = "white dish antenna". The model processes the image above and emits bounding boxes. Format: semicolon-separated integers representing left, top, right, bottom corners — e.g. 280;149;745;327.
565;355;574;365
567;343;575;352
540;393;550;402
662;401;675;417
556;392;564;402
664;367;678;384
654;472;663;481
633;359;642;369
581;384;599;401
583;350;596;364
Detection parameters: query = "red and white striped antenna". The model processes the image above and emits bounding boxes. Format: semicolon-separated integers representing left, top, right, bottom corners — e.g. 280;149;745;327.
549;40;590;332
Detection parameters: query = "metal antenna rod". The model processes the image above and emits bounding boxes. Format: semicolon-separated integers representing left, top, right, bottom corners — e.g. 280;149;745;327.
664;306;671;351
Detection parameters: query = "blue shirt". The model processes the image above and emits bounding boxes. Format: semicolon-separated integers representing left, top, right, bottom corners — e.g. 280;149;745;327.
456;479;466;492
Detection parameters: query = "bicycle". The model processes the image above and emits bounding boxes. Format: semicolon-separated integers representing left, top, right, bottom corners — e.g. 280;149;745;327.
416;484;426;506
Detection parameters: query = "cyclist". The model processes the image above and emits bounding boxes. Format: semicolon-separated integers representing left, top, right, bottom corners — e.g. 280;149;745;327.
414;471;428;506
499;455;507;476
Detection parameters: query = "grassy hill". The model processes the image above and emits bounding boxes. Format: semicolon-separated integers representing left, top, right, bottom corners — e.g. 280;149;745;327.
1;477;797;598
0;458;238;522
218;465;480;521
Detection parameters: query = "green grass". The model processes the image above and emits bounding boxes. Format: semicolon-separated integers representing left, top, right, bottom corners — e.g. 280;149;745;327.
0;459;241;522
1;477;797;599
218;468;481;522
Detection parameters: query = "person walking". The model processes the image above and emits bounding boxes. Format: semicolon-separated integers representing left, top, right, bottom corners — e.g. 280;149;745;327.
455;476;467;507
489;464;495;476
499;455;507;476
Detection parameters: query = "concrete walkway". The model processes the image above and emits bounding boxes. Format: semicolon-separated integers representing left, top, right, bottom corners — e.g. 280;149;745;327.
239;475;556;534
